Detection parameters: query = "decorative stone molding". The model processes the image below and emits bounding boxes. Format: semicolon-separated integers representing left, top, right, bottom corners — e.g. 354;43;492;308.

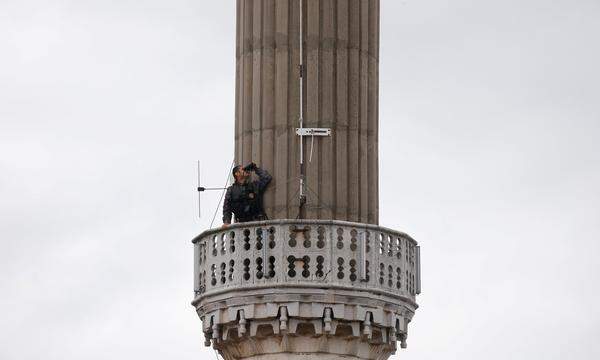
192;220;420;359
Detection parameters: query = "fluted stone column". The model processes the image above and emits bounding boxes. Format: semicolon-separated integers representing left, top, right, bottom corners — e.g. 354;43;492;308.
234;0;380;224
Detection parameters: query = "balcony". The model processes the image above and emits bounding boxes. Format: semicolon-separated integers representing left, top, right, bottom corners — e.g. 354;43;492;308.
192;219;421;357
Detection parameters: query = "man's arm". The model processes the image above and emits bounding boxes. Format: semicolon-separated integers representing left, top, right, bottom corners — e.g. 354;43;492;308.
222;187;233;226
253;166;272;192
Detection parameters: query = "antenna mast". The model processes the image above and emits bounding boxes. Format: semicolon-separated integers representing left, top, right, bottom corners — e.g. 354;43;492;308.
298;0;306;217
295;0;331;218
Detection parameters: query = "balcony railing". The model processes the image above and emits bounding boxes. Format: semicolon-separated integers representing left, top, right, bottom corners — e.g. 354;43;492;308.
193;219;420;303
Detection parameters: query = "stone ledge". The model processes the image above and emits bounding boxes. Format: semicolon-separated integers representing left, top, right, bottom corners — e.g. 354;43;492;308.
195;290;414;358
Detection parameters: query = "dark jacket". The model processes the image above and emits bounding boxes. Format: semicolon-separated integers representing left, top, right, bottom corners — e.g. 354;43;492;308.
222;167;272;223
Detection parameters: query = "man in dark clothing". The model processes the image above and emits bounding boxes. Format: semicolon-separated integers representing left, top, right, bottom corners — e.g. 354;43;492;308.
222;162;272;227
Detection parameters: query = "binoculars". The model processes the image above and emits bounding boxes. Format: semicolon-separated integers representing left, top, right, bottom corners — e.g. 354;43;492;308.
243;163;257;172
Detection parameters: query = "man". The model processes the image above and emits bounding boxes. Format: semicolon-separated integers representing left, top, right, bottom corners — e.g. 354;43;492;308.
222;162;272;227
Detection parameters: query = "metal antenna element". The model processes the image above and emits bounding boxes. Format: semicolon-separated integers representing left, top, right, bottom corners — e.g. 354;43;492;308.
196;161;230;221
309;131;315;162
197;160;201;218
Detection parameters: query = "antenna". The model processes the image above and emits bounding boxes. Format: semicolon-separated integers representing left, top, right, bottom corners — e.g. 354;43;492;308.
298;0;305;217
196;161;229;221
197;160;201;218
295;0;331;218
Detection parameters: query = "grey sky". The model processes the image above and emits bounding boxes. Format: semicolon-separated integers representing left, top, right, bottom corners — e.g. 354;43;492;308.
1;0;599;359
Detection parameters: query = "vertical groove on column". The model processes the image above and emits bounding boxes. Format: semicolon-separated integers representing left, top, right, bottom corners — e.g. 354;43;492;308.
235;0;241;164
262;0;276;215
321;0;334;220
317;0;322;219
359;0;369;223
367;0;379;224
375;0;380;224
305;0;319;220
274;0;289;219
251;0;262;163
335;0;348;221
331;0;339;220
242;0;253;165
236;0;244;164
348;0;359;222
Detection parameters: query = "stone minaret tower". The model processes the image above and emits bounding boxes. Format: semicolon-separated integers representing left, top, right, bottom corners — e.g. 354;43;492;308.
193;1;421;359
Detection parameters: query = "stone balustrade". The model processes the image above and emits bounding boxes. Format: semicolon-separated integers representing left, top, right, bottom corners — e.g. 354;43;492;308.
192;220;421;360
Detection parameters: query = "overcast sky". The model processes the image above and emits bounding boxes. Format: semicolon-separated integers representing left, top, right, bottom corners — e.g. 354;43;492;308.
1;1;599;359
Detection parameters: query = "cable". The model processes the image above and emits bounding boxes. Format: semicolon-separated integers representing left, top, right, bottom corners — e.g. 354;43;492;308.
298;0;305;217
309;132;315;162
210;160;235;229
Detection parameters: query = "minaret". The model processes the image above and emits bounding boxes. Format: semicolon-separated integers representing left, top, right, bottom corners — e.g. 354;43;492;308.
193;1;420;359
